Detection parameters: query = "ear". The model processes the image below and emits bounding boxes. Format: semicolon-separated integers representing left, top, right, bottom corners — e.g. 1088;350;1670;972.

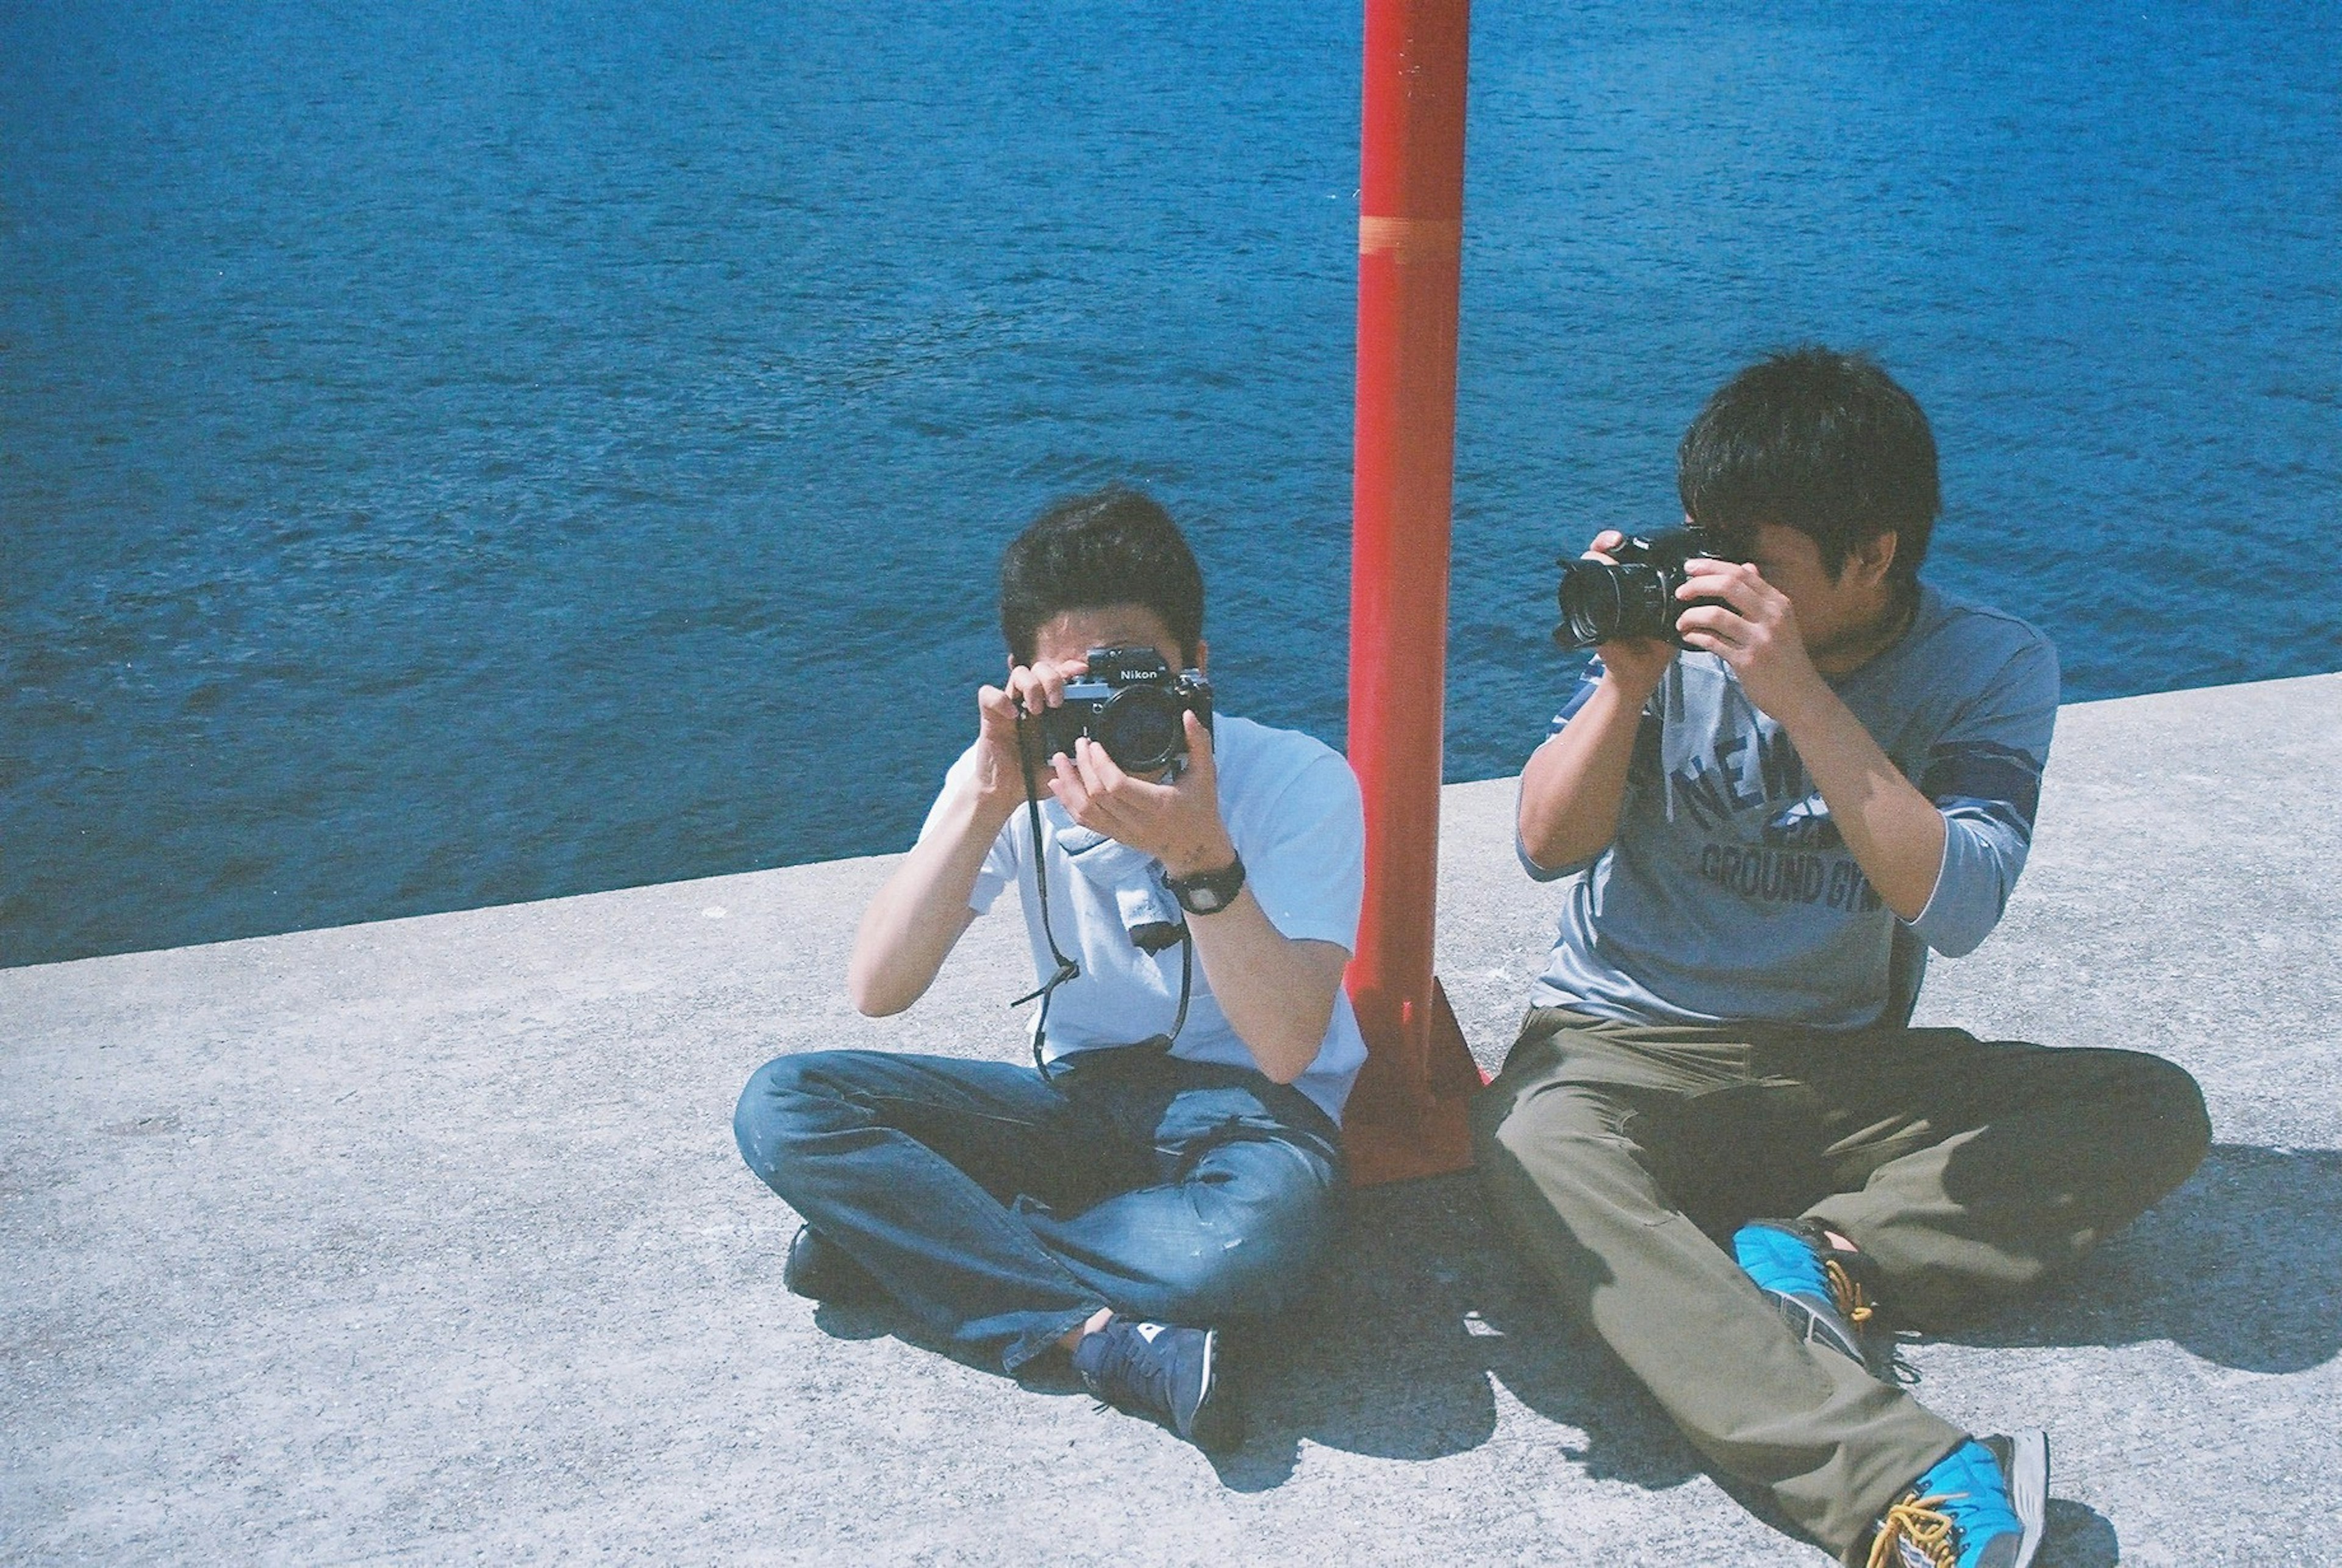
1847;531;1899;589
1190;637;1209;675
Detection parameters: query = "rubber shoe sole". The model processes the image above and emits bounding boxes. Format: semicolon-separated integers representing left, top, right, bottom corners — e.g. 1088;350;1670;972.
1185;1327;1245;1453
1983;1430;2049;1568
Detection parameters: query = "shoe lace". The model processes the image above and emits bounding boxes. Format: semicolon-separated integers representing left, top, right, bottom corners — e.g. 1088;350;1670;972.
1864;1491;1962;1568
1824;1254;1874;1329
1823;1248;1922;1385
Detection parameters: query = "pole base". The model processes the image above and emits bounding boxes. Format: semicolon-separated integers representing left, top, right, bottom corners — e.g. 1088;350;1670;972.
1341;978;1487;1187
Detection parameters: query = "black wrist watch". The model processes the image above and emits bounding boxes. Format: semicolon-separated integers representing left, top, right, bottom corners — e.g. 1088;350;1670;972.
1166;853;1246;916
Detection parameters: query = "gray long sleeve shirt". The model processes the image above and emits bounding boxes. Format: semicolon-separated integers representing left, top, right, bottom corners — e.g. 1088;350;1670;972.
1523;584;2060;1031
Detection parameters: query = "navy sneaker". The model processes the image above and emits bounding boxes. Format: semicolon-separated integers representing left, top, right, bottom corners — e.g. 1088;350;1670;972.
780;1223;887;1306
1734;1219;1902;1381
1868;1433;2049;1568
1071;1316;1242;1452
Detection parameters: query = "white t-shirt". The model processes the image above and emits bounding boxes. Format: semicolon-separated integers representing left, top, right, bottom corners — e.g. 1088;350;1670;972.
918;714;1369;1124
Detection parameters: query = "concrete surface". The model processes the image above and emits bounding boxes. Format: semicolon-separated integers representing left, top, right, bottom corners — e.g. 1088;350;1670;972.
5;671;2338;1566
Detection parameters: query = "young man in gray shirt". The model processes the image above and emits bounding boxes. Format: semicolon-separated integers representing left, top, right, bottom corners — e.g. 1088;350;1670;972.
1476;348;2208;1568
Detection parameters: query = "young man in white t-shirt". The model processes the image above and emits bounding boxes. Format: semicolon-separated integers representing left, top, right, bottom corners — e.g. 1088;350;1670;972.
734;488;1366;1450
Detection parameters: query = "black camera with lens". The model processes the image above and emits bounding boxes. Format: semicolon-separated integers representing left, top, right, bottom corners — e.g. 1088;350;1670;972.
1553;528;1727;650
1036;646;1214;773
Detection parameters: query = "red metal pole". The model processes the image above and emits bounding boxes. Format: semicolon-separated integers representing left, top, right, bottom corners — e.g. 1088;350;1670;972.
1342;0;1484;1186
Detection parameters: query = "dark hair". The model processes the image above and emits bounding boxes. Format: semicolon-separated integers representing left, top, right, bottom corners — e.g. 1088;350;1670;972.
998;487;1205;665
1677;346;1939;584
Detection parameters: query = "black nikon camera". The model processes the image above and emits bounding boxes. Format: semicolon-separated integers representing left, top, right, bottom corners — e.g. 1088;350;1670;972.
1036;645;1214;773
1553;528;1726;650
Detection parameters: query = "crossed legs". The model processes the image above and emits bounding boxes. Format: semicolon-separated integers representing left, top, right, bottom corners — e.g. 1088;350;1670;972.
734;1047;1343;1372
1473;1010;2208;1561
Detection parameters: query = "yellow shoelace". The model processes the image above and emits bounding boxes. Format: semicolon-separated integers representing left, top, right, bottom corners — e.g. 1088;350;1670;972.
1826;1255;1875;1327
1864;1491;1963;1568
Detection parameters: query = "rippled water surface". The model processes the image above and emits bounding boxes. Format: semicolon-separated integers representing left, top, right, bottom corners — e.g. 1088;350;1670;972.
4;1;2337;965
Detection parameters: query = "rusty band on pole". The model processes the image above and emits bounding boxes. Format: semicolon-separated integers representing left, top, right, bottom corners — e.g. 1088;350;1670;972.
1358;215;1463;262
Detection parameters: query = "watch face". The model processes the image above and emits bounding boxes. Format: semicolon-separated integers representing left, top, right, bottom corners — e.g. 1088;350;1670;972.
1171;856;1242;914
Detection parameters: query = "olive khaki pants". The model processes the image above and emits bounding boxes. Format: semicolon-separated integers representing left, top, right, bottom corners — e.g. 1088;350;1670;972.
1472;1008;2210;1563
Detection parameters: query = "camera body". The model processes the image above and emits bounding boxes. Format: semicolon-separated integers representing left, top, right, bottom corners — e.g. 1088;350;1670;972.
1553;528;1724;650
1039;645;1214;773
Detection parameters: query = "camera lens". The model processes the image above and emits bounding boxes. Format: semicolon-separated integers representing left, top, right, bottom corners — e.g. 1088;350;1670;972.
1556;561;1677;648
1095;688;1184;772
1559;565;1629;646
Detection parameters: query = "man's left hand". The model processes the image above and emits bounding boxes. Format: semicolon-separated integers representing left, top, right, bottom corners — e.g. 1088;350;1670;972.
1672;558;1828;721
1047;711;1236;878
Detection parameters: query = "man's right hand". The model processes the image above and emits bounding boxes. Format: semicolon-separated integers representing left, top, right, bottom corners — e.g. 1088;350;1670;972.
972;656;1091;816
1517;530;1678;873
1583;529;1676;700
852;655;1089;1017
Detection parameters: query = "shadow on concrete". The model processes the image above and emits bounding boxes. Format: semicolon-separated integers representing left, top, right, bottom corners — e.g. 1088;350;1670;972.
803;1173;1713;1496
805;1142;2333;1521
2044;1500;2122;1567
1211;1173;1710;1494
1920;1145;2342;1374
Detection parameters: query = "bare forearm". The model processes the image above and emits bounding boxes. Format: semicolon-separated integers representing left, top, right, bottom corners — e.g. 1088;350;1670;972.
1185;901;1344;1084
1034;714;1344;1083
1773;687;1947;922
847;781;1010;1015
1517;673;1652;871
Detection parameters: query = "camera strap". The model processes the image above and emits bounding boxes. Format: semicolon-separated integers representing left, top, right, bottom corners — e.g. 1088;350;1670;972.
1009;704;1193;1081
1011;707;1083;1079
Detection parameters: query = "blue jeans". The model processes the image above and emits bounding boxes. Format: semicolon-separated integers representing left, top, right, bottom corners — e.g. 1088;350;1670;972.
734;1045;1345;1372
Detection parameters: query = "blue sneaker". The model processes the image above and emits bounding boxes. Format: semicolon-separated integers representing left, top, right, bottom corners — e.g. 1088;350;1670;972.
1868;1433;2049;1568
1071;1316;1242;1452
1734;1219;1902;1381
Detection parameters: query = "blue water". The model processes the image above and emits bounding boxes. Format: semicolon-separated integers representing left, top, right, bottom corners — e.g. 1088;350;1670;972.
4;1;2337;968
